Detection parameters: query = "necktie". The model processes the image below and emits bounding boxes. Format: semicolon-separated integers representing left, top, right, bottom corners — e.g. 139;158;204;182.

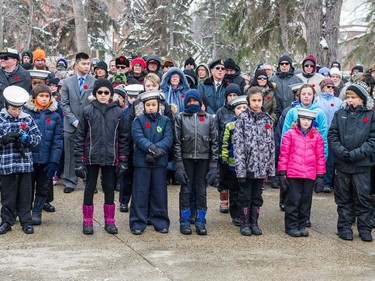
216;83;220;91
79;77;84;94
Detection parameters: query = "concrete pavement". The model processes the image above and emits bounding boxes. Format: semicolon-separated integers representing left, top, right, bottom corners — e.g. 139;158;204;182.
0;181;374;281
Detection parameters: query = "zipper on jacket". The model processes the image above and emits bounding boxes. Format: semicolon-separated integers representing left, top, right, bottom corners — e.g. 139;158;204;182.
194;113;197;158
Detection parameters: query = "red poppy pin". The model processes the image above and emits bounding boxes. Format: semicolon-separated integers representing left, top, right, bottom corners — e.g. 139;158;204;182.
331;103;334;107
364;117;369;123
312;84;315;88
309;134;314;139
265;123;271;137
145;122;151;128
265;123;271;129
181;94;185;99
14;76;20;81
83;84;88;90
267;96;271;101
46;118;51;124
20;123;27;129
120;57;124;62
199;116;205;122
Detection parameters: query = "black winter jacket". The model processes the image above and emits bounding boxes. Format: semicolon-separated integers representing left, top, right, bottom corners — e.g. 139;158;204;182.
74;98;127;166
328;103;375;174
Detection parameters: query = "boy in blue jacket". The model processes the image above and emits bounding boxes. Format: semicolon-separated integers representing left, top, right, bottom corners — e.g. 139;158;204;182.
130;90;173;235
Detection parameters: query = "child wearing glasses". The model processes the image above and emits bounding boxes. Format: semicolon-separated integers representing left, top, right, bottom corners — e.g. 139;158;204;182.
0;86;41;235
74;79;128;235
315;79;342;193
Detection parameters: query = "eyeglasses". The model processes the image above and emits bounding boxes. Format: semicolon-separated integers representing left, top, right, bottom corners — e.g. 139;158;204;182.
279;62;290;66
304;64;314;68
325;85;334;89
117;65;127;69
257;76;267;80
214;66;225;71
0;57;10;61
263;69;273;71
97;90;111;95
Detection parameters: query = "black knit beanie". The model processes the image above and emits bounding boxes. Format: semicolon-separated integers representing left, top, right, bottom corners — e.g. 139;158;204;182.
93;78;114;96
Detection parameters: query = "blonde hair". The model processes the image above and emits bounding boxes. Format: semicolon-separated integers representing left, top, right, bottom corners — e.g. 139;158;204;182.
144;73;160;87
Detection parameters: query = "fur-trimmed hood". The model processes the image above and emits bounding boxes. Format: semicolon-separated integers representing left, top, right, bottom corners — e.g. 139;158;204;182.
24;96;59;112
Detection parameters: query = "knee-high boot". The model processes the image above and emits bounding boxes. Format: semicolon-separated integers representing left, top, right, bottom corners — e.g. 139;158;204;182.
104;204;118;234
195;209;207;235
240;207;251;236
83;205;94;235
250;207;262;235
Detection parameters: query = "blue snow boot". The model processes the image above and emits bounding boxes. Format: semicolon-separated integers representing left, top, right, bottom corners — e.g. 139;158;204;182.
180;208;192;235
195;209;207;235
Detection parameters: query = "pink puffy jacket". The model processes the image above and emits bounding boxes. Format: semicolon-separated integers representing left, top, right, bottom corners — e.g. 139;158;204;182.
278;126;326;180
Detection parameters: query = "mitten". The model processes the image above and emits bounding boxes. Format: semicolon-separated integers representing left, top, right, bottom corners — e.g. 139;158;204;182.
145;154;156;165
174;161;189;184
44;162;60;177
279;171;288;193
314;175;324;193
116;161;128;178
75;163;87;179
148;144;166;159
0;132;21;145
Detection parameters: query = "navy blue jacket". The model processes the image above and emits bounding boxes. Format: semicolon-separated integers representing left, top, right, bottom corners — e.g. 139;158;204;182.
131;113;173;168
23;97;63;164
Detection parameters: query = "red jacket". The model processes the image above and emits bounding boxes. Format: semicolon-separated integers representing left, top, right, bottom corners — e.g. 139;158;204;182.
278;126;326;180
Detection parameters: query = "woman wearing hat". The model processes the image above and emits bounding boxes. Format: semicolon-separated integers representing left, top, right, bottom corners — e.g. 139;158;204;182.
74;79;128;235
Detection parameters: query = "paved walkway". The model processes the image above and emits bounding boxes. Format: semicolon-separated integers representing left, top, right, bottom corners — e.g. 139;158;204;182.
0;181;374;280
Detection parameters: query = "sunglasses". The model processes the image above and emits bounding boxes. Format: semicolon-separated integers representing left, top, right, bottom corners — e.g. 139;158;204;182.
304;64;314;68
325;85;334;89
117;65;127;69
279;62;290;66
0;57;10;61
257;76;267;80
97;90;111;95
214;66;225;71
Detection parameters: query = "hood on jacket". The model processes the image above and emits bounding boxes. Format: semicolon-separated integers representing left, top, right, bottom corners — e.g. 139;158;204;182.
24;96;59;112
21;50;33;64
195;63;209;77
302;55;317;73
146;54;161;68
160;67;190;92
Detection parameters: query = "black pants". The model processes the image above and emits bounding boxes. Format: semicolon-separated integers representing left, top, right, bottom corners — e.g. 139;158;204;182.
119;165;134;205
130;167;169;231
32;163;52;201
238;178;263;208
179;159;209;210
1;173;32;226
84;165;115;206
334;170;373;234
224;170;240;219
284;178;314;231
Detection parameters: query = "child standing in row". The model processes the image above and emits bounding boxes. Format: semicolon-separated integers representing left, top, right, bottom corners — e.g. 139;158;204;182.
74;79;128;235
221;96;248;226
174;89;218;235
234;86;275;236
278;108;326;237
0;86;41;234
130;90;173;235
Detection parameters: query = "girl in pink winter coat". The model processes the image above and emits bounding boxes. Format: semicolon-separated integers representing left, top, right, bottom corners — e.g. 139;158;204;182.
278;108;326;238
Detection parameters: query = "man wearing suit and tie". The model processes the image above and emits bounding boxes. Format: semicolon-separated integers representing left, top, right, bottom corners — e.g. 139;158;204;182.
61;52;96;193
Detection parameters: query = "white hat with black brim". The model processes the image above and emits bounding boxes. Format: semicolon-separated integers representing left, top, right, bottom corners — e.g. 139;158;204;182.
124;84;144;96
28;69;51;80
3;86;30;107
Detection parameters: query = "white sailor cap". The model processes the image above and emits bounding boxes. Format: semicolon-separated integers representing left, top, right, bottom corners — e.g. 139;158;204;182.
139;90;162;102
0;48;19;59
297;108;317;120
124;84;144;96
3;86;30;107
229;96;248;109
28;69;51;80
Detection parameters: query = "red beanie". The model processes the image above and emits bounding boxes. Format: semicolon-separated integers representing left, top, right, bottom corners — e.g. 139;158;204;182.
131;57;146;69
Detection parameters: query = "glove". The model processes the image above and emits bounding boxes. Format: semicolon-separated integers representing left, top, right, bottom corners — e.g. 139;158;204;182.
314;175;324;193
148;144;166;159
174;162;189;184
20;133;31;144
116;161;128;178
75;163;87;179
343;150;351;162
237;178;246;183
145;154;156;165
1;132;21;145
206;163;218;186
279;171;288;193
44;162;60;177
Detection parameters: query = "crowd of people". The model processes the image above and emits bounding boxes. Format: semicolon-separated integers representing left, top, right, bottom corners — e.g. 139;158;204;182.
0;46;374;242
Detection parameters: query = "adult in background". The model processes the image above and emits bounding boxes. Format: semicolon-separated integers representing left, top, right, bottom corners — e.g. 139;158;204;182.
270;54;303;118
296;55;324;95
196;63;209;83
0;48;32;110
94;61;108;79
198;59;227;114
224;58;245;94
184;57;196;70
146;54;163;79
61;52;96;193
127;58;147;84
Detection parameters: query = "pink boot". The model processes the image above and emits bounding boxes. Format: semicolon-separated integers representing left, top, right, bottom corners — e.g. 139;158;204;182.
104;204;118;234
82;205;94;235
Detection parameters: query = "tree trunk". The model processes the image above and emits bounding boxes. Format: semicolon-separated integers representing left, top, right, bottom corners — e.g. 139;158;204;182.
0;0;3;50
25;0;33;50
323;0;343;66
304;0;322;63
72;0;90;54
278;0;289;53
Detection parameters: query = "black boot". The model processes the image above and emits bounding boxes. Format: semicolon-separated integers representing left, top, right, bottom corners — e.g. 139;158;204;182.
32;197;45;225
0;222;11;234
250;207;262;235
240;207;251;236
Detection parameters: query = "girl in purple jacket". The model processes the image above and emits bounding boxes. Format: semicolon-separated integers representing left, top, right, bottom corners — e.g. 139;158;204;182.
278;108;326;237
